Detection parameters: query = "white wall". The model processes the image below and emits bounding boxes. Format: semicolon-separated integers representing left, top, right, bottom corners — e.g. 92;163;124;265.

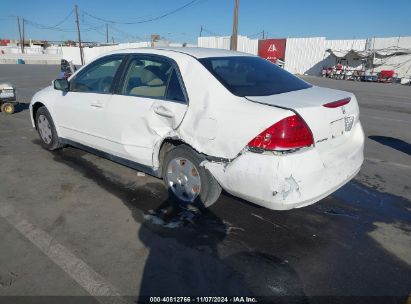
196;36;410;77
61;47;82;65
198;36;230;50
2;36;410;77
325;39;367;52
61;42;151;65
368;36;411;50
198;36;367;75
198;35;258;55
284;37;326;75
284;38;368;75
0;52;62;64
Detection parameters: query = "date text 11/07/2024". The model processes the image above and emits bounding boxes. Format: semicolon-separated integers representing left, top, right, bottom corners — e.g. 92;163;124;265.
148;296;258;303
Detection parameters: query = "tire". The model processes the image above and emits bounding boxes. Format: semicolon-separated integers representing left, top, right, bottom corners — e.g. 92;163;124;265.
1;102;15;114
162;145;222;208
35;106;63;151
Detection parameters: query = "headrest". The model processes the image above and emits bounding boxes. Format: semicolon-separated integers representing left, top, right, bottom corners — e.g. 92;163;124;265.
140;66;164;86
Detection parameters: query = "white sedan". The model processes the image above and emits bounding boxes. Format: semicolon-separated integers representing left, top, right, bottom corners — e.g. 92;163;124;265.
30;48;364;210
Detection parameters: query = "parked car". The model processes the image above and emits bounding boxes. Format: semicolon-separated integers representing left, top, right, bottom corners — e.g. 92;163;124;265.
30;48;364;210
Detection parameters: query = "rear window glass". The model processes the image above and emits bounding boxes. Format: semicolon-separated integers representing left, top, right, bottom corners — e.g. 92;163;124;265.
199;56;311;97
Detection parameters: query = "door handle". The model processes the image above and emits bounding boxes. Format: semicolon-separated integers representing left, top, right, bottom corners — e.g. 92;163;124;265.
90;100;103;108
153;106;174;118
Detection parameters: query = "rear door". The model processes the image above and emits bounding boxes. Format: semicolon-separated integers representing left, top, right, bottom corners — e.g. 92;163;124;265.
104;54;188;166
55;55;124;149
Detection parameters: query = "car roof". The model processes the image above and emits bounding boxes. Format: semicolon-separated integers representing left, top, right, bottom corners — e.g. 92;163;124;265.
108;47;254;59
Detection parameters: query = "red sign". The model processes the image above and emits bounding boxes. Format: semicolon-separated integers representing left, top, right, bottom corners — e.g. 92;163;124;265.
258;39;286;63
0;39;10;46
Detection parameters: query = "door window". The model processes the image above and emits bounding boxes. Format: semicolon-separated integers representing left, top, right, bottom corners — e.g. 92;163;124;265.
70;56;123;93
166;69;186;102
120;57;186;102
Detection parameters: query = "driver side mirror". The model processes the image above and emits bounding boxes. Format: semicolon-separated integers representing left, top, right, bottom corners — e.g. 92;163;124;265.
53;79;69;91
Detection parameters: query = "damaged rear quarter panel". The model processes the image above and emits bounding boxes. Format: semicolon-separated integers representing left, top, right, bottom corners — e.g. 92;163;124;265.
162;56;293;161
203;123;364;210
202;151;315;209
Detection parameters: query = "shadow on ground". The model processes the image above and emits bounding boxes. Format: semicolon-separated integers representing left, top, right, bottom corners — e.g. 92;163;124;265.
30;139;411;303
369;135;411;156
42;143;307;303
0;102;30;114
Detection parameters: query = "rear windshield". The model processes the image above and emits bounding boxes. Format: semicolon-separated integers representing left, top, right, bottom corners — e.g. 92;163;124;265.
199;56;311;97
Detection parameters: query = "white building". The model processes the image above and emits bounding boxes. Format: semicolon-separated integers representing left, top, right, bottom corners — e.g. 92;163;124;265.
198;35;411;78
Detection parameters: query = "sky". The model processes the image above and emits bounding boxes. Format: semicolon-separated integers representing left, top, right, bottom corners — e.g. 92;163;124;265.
0;0;410;44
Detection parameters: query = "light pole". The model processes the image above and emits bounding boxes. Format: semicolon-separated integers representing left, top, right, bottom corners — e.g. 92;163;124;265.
230;0;239;51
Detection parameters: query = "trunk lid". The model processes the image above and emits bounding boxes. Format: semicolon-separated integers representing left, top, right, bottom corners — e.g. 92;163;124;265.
246;86;360;151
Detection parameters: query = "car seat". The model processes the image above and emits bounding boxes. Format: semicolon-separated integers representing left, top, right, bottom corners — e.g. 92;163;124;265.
130;66;166;98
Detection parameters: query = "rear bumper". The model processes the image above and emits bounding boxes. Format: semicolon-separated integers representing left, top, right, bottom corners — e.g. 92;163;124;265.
204;122;364;210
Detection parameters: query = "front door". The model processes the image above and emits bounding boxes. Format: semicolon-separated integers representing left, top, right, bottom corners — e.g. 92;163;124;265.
55;55;124;150
104;55;188;167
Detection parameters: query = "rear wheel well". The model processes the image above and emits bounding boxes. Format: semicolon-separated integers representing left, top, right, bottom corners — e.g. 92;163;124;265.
160;141;222;208
32;102;45;128
158;138;186;175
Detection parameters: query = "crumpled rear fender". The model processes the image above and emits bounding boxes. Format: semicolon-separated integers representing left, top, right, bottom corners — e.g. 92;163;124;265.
151;56;293;165
202;122;364;210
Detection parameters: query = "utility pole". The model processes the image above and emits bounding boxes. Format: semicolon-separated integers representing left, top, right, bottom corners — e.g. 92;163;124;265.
17;17;23;54
22;18;25;53
74;4;84;65
230;0;239;51
106;24;109;44
262;30;265;40
199;25;203;37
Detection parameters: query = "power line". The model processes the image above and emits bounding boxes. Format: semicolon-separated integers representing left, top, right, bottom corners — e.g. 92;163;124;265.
32;9;74;30
81;17;112;41
109;25;144;41
81;0;201;25
25;19;105;33
7;1;203;43
248;30;263;39
201;27;222;37
80;11;145;42
22;10;74;32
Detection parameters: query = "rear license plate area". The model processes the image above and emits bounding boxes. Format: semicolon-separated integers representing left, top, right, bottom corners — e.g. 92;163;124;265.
330;118;345;139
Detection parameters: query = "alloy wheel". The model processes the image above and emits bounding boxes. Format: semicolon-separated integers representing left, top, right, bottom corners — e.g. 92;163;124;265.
37;114;52;144
166;157;201;202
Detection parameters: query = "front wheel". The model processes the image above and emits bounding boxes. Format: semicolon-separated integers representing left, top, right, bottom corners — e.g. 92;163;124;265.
35;106;63;150
163;146;222;208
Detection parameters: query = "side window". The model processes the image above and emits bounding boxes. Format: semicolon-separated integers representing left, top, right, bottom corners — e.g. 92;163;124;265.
166;70;186;102
70;56;123;93
121;57;172;99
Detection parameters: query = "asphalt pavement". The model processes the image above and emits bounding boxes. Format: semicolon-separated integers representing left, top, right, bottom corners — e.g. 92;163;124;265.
0;64;410;304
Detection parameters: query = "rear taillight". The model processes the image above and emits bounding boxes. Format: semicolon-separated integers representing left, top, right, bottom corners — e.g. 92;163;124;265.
247;115;314;151
323;97;351;108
